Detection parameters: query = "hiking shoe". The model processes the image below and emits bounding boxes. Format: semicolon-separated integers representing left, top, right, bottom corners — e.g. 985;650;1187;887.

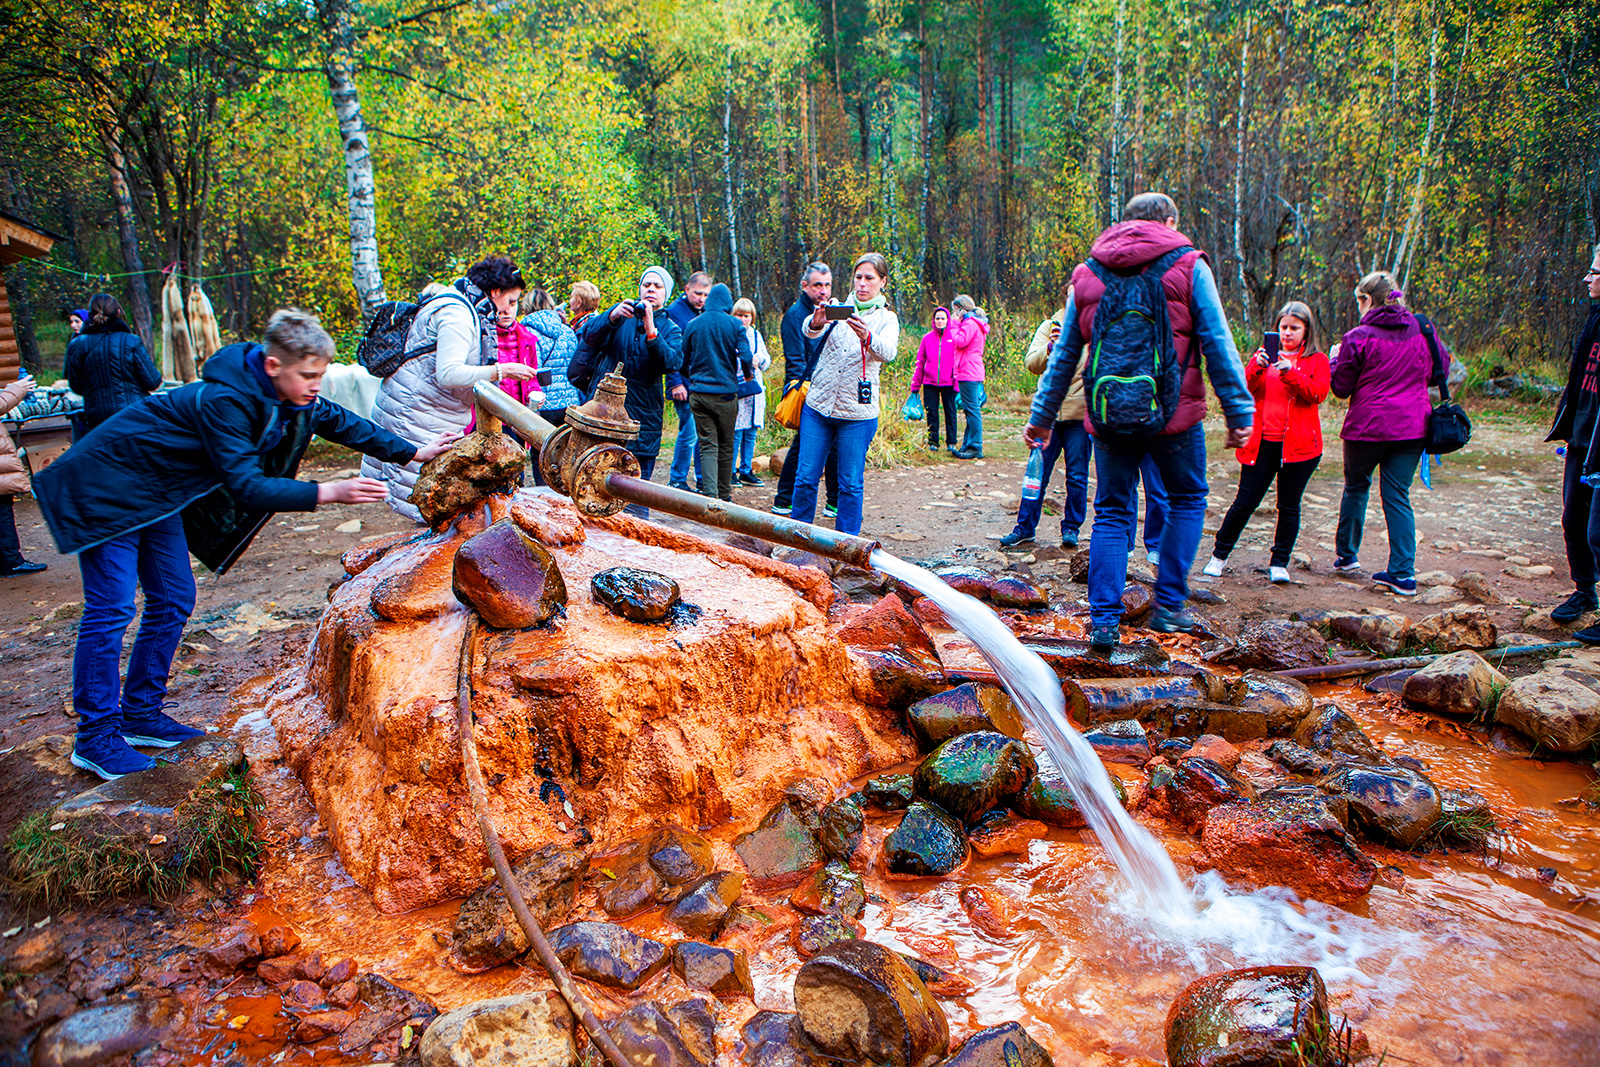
955;448;980;459
770;503;792;516
1333;557;1362;574
1269;566;1291;584
736;472;764;487
999;530;1035;549
1146;550;1161;568
823;504;839;519
1201;555;1226;578
1147;605;1199;634
1061;531;1080;549
1551;590;1599;624
1088;625;1119;654
1576;624;1600;646
122;707;206;749
1372;571;1417;596
927;441;940;452
0;560;46;576
669;480;693;493
71;734;156;781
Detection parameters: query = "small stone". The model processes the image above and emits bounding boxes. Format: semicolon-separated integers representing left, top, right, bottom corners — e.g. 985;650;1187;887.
6;929;64;975
452;520;567;629
1265;740;1330;778
665;871;744;940
794;940;950;1067
606;1003;706;1067
1503;555;1533;567
673;942;754;997
1326;609;1411;656
1294;705;1382;762
260;925;301;960
292;1010;355;1044
645;823;715;890
864;775;916;810
1065;675;1208;726
967;815;1049;857
1213;621;1329;671
284;979;327;1006
1185;735;1241;771
31;998;179;1067
884;801;969;876
1165;966;1330;1067
1456;571;1500;604
1082;719;1152;765
906;683;1025;749
733;802;823;891
328;980;361;1010
1411;606;1498;651
912;731;1038;825
940;1022;1054;1067
320;957;356;988
1119;582;1154;623
1504;563;1555;579
1144;758;1256;830
199;927;262;978
1401;650;1507;719
664;999;717;1067
794;915;865;958
419;992;577;1067
790;863;867;919
930;565;995;598
591;567;682;622
453;843;587;970
597;858;662;918
546;922;670;991
1012;768;1126;828
335;519;363;534
1416;570;1455;586
816;798;864;862
1227;670;1314;735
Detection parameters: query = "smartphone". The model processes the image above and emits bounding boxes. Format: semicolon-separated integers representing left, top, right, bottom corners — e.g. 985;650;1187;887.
1263;332;1281;362
536;369;553;387
824;304;855;321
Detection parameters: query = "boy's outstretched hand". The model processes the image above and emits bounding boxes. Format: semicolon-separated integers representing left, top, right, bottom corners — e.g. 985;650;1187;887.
318;477;389;505
414;432;463;463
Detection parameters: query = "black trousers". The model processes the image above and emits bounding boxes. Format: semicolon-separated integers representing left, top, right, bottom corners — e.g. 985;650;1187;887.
774;409;839;510
1211;440;1321;568
690;392;738;501
1562;446;1599;592
0;495;22;569
922;385;959;446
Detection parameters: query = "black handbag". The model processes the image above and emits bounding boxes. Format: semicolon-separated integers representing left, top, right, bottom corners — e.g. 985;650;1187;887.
736;377;764;398
1417;316;1471;454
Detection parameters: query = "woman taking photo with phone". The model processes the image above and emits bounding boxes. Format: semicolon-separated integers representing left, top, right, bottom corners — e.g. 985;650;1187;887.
789;253;899;535
1202;302;1330;583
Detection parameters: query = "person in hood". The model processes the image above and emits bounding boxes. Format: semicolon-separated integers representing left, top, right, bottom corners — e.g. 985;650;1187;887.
579;266;684;515
69;309;88;336
682;283;755;501
911;307;959;453
950;294;990;458
664;271;710;492
34;309;455;782
1547;245;1600;632
363;255;538;522
65;293;161;439
1024;192;1254;653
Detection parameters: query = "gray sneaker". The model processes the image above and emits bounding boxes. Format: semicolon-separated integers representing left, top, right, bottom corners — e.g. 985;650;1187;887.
1147;605;1199;634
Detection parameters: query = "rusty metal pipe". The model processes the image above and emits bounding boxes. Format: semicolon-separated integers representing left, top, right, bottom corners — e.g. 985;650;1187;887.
602;474;881;569
1272;640;1580;681
472;381;560;449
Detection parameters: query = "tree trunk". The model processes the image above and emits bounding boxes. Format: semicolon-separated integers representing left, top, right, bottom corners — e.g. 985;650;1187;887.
1110;0;1125;222
1232;15;1251;330
99;129;155;350
776;81;798;285
721;58;742;296
918;14;931;301
322;0;386;322
688;143;708;269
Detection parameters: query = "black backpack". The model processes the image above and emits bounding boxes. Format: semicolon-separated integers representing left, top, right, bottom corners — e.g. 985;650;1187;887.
1417;314;1471;454
1083;247;1191;440
357;289;477;379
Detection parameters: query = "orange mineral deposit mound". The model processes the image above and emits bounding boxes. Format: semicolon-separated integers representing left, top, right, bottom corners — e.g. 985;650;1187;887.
270;489;918;913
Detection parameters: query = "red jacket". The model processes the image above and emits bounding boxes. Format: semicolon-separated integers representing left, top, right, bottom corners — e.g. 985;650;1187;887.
1236;348;1329;465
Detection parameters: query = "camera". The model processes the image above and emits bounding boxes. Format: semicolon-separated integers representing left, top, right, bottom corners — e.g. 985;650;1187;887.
857;379;873;404
633;299;652;317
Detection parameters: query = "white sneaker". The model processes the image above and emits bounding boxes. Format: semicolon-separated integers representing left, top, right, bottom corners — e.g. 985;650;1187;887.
1201;555;1225;578
1146;550;1161;568
1269;566;1291;584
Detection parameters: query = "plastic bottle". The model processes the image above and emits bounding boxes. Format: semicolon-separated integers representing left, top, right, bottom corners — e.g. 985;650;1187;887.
1021;446;1044;501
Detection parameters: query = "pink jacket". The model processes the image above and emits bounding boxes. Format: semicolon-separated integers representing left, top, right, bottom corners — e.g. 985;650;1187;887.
465;321;540;433
952;314;989;382
911;309;958;390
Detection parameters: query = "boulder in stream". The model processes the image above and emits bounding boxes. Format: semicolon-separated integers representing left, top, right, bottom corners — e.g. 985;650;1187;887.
940;1022;1054;1067
1402;650;1507;719
419;992;576;1067
452;843;588;971
1165;966;1330;1067
734;801;824;890
1065;675;1208;727
1318;762;1443;850
742;1012;826;1067
864;775;917;810
817;797;865;862
1212;620;1329;671
546;922;669;990
665;871;744;940
1200;792;1375;905
884;801;969;875
1494;669;1600;752
452;520;567;629
1143;757;1257;830
1082;719;1152;765
990;575;1049;609
912;731;1038;825
32;998;179;1067
644;823;716;894
794;914;866;958
794;939;950;1067
606;1002;709;1067
1293;705;1382;762
1227;670;1314;735
591;567;682;622
1011;767;1127;828
907;683;1026;750
930;565;995;598
1326;608;1412;655
790;862;868;919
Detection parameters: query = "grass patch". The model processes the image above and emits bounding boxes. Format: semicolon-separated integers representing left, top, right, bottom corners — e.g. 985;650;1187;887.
1581;780;1600;813
1421;808;1497;852
1292;1013;1383;1067
4;768;265;908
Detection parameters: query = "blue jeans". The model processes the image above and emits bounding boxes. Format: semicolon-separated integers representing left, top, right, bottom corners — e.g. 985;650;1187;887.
1087;425;1208;627
669;398;703;487
1336;437;1424;578
72;514;197;740
735;426;758;476
1013;419;1090;540
958;380;984;455
1133;456;1168;555
791;407;878;535
624;455;659;518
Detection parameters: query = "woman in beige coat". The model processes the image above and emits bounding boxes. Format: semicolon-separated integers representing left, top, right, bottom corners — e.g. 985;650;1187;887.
0;372;44;575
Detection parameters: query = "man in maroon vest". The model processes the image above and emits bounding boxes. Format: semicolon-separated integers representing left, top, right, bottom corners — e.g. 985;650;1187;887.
1025;192;1255;652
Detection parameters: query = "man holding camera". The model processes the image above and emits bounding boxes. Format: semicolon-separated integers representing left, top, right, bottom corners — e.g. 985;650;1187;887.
579;267;684;512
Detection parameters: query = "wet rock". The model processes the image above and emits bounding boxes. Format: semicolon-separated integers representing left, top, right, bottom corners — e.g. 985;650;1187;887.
1411;606;1498;651
1135;700;1270;744
1165;966;1330;1067
1065;675;1207;726
285;979;328;1006
370;539;462;621
261;925;301;960
453;843;587;970
665;999;717;1067
991;576;1048;609
591;567;682;623
791;862;868;918
931;565;996;598
1082;719;1151;765
968;814;1049;857
743;1011;825;1067
292;1009;356;1043
895;953;973;998
6;928;63;975
412;430;525;527
341;530;417;576
1029;638;1174;681
817;798;865;862
865;775;916;810
958;886;1013;938
884;801;969;875
546;922;670;990
1327;609;1411;655
1259;781;1349;828
1120;582;1154;624
1435;788;1495;846
645;823;715;891
1294;705;1382;762
32;997;179;1067
672;941;754;997
837;592;941;657
199;926;262;977
795;915;865;958
1488;725;1536;758
907;683;1025;750
1011;767;1126;828
849;647;947;709
1494;670;1600;752
1227;670;1314;736
1144;757;1257;829
734;802;823;890
794;940;950;1067
454;520;567;630
328;981;361;1009
1402;650;1507;719
1318;762;1443;850
912;731;1037;825
357;972;439;1033
1185;734;1241;772
1265;740;1331;778
1201;794;1374;905
1213;620;1329;671
596;857;662;918
940;1022;1054;1067
420;991;577;1067
1365;668;1418;694
665;871;744;940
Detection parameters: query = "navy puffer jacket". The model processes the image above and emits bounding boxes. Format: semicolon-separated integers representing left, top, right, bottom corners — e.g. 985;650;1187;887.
65;319;162;431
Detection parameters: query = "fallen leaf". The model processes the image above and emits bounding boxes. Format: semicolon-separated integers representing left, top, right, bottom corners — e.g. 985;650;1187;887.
2;926;20;937
48;823;64;832
228;1015;250;1030
149;834;168;845
401;1025;414;1050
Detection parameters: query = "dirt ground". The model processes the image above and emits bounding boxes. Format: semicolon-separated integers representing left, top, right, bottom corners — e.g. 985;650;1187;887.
0;399;1586;1063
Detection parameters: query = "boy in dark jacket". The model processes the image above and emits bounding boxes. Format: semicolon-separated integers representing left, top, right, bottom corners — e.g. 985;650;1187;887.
682;283;755;501
1546;245;1600;630
35;309;455;781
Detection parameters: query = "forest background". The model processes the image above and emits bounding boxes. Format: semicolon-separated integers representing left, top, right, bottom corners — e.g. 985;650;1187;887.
0;0;1595;378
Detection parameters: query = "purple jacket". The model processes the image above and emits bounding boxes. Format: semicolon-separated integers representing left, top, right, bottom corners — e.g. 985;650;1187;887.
1330;305;1441;442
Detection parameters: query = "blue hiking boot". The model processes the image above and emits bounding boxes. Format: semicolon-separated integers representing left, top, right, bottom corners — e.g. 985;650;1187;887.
1147;605;1200;634
1088;624;1119;654
71;734;156;781
122;706;206;749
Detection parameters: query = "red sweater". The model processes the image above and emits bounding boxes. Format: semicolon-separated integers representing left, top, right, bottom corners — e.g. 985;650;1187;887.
1236;348;1330;465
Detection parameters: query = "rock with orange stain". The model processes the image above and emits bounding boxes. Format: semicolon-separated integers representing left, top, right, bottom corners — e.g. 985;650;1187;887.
907;683;1025;750
672;941;754;997
508;492;587;547
836;593;939;657
790;863;867;918
942;1022;1054;1067
794;915;864;958
292;1009;355;1043
453;842;588;970
967;815;1048;858
259;925;300;960
411;430;525;528
666;871;744;940
795;940;950;1067
1184;734;1242;771
452;520;567;629
1199;794;1376;905
734;801;824;891
341;530;417;576
369;536;466;622
958;886;1012;938
909;596;949;629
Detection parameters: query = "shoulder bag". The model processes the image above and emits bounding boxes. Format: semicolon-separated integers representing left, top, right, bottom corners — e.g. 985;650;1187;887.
1417;316;1471;455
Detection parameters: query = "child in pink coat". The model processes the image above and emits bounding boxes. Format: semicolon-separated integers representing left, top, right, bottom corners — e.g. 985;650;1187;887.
910;307;960;452
950;294;989;458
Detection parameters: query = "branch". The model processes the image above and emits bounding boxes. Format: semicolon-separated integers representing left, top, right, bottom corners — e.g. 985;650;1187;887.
367;124;469;156
379;0;475;31
358;63;481;103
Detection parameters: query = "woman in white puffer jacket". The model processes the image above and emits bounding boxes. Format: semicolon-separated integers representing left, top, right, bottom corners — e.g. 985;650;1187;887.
362;256;541;521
